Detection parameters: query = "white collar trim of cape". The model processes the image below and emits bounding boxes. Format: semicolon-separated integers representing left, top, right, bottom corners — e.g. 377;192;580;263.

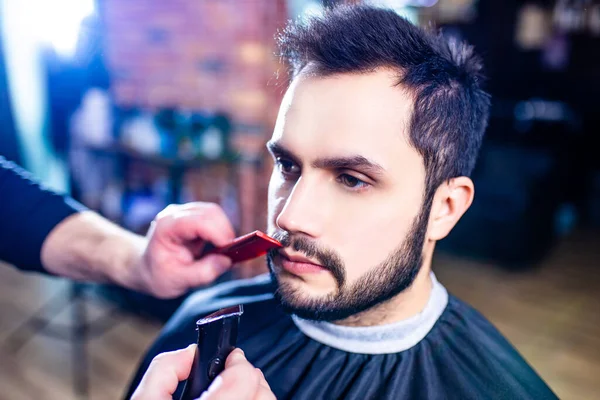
292;272;449;354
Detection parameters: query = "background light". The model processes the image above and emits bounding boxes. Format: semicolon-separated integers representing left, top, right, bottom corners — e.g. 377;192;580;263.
25;0;95;56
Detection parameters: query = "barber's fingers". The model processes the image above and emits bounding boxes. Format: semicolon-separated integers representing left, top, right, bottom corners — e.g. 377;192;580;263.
143;202;236;297
198;349;275;400
198;349;258;400
227;350;272;392
131;344;196;400
253;385;277;400
255;367;273;391
197;371;276;400
153;203;235;246
176;254;232;288
224;348;249;368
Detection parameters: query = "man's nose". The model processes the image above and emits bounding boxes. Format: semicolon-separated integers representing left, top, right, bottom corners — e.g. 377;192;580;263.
276;177;325;238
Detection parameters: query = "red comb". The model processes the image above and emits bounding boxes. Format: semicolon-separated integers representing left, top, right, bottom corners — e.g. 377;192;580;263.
201;230;283;263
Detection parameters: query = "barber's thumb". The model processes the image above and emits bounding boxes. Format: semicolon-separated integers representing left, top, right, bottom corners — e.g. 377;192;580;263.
195;349;259;400
131;344;197;400
225;348;248;367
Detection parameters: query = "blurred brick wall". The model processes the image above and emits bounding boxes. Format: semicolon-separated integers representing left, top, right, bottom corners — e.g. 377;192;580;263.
101;0;287;128
101;0;289;276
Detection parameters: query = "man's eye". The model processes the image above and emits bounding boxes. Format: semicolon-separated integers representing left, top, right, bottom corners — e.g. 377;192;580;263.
338;174;369;190
276;158;300;175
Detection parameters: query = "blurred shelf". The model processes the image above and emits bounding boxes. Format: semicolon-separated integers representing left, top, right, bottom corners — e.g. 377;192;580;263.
85;143;241;169
82;143;242;205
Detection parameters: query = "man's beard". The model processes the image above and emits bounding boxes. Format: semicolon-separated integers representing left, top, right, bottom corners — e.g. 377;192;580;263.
267;197;433;322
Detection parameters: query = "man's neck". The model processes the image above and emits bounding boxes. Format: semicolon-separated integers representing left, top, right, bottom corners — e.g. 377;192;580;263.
333;252;435;327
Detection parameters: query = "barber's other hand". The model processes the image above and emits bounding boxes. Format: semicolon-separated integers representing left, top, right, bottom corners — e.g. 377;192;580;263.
131;344;197;400
132;202;235;298
198;348;275;400
131;346;275;400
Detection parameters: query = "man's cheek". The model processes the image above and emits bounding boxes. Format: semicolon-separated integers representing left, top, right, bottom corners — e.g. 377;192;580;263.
335;235;387;282
353;210;412;258
267;178;283;219
269;183;292;216
341;253;371;284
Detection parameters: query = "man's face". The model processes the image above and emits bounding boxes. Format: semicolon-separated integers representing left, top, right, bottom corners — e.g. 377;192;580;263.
266;69;430;321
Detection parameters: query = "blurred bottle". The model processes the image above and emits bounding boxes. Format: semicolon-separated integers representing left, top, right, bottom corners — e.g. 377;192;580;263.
70;88;113;147
188;112;210;159
199;113;231;160
121;112;161;155
154;108;180;158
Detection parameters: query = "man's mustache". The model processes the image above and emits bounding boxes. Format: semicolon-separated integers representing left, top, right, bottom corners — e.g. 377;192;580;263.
269;231;346;286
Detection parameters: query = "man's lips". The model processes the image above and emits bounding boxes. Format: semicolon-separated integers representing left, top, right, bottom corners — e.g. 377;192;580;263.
277;250;327;275
279;250;322;265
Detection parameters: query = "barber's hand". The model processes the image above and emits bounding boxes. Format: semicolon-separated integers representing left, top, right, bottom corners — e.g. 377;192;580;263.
131;344;197;400
131;346;275;400
198;348;275;400
132;202;235;298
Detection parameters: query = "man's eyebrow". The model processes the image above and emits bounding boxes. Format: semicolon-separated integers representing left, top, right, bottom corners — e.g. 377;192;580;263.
312;155;385;177
266;141;385;177
266;141;297;161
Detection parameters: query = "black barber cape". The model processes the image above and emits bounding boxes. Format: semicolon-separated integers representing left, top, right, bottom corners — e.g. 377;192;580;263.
127;273;557;400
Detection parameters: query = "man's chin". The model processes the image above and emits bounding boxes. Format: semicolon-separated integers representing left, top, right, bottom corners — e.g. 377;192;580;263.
271;276;350;321
273;268;338;298
273;285;329;320
273;285;360;322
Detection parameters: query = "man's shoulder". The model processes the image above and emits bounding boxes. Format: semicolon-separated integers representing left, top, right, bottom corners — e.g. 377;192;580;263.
432;294;558;399
440;294;522;355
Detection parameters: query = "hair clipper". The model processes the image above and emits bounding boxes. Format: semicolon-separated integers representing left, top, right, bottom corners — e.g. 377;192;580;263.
180;305;244;400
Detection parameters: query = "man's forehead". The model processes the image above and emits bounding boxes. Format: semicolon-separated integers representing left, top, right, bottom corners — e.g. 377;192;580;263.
271;69;414;167
284;68;410;115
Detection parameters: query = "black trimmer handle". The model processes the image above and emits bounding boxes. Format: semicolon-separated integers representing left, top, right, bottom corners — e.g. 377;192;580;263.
180;305;244;400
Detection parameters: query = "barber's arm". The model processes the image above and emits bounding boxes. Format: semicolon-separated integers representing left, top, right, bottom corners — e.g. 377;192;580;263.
41;203;235;298
1;156;235;298
131;346;275;400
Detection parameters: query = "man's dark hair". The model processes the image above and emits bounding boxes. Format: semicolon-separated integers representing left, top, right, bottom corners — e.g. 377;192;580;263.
277;5;491;197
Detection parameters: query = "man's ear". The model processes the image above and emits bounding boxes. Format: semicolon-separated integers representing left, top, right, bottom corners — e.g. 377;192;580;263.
427;177;474;241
